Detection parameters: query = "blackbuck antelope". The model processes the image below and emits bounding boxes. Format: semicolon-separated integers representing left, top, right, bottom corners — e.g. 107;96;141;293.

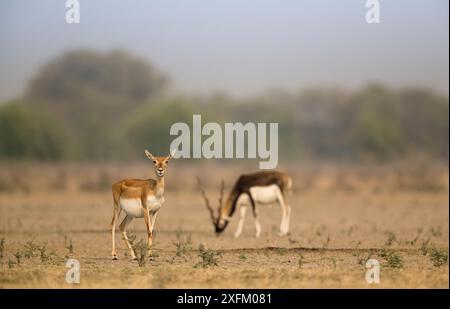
110;150;175;261
198;171;292;238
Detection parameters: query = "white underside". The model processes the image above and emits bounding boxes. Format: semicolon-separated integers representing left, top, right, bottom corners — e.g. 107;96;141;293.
233;184;290;238
238;184;281;205
120;196;163;218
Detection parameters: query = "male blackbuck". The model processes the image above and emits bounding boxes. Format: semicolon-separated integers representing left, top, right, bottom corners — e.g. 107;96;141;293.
198;171;292;238
110;150;175;260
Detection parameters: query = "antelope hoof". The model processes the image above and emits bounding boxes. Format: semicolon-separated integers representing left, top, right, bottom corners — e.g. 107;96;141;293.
148;256;154;261
112;255;118;260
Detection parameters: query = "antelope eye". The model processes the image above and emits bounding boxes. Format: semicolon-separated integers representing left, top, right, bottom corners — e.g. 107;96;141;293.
164;161;168;164
153;160;156;164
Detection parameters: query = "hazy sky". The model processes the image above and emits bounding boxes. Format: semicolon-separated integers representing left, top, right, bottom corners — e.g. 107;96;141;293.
0;0;448;101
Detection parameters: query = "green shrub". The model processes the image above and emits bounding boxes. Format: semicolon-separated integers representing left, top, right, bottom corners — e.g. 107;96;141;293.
195;244;221;268
0;103;69;160
429;248;448;267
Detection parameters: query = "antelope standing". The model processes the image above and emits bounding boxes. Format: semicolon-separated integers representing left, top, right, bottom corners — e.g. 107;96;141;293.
198;171;292;238
110;150;174;260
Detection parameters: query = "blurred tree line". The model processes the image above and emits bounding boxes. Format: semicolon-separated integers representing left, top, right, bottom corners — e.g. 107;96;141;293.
0;49;448;162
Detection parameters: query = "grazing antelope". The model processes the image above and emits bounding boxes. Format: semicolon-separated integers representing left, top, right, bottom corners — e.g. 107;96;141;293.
198;171;292;238
110;149;175;261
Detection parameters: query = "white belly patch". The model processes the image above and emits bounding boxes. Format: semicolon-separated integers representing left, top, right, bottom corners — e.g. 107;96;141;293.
249;184;280;204
120;196;163;218
120;198;144;217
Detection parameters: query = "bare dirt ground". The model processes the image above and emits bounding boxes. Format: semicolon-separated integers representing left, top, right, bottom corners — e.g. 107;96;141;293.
0;163;448;288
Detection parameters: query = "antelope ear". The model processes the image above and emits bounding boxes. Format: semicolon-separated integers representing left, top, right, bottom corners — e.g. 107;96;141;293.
144;150;156;161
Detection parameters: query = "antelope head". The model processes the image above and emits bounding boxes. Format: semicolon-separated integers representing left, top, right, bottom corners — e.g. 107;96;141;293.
197;177;230;235
145;149;176;177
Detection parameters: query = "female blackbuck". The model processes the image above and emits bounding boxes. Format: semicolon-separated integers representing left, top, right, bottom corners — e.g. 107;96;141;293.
198;171;292;238
110;149;175;261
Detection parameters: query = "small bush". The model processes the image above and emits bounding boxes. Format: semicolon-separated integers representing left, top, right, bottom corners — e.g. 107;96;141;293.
239;253;247;261
195;244;221;268
420;239;431;256
384;231;396;246
173;229;192;259
429;227;442;237
128;232;147;267
134;240;148;267
380;249;403;268
22;240;63;265
23;239;40;258
13;251;22;266
64;236;74;257
356;252;372;267
429;248;448;267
